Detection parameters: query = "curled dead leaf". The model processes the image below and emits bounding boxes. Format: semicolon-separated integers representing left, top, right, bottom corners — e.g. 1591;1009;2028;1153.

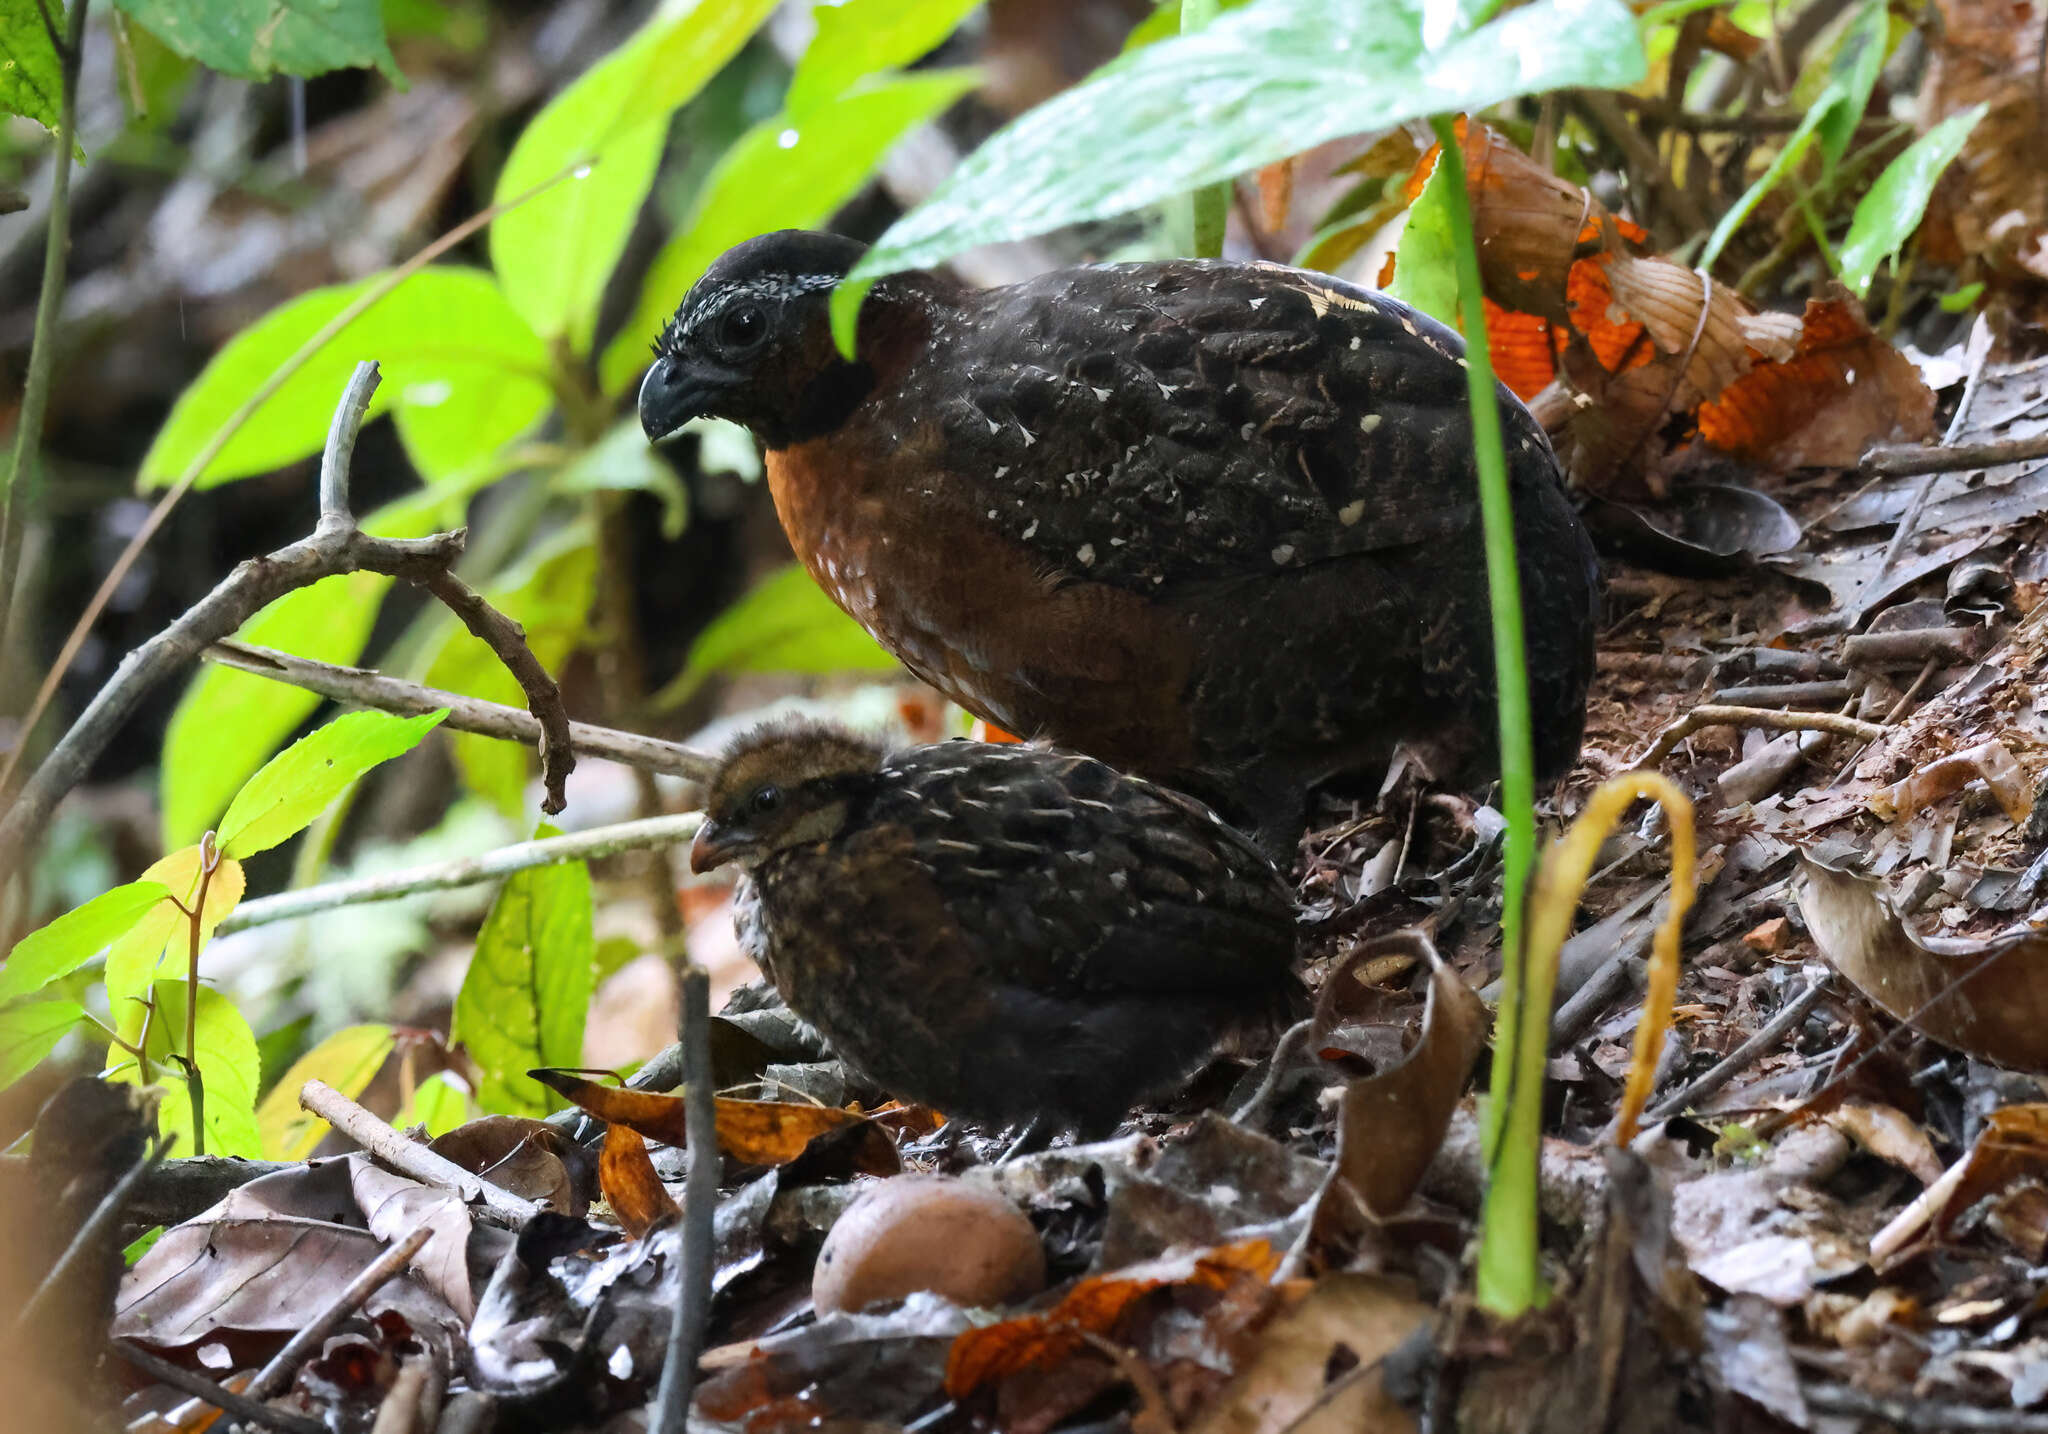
1867;738;2034;826
530;1069;868;1165
1871;1105;2048;1264
599;1123;678;1239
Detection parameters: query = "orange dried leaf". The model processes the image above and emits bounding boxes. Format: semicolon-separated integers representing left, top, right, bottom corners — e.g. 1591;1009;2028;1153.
531;1069;867;1165
599;1122;678;1238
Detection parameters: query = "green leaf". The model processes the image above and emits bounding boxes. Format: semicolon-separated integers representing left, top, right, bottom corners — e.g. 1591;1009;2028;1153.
160;495;440;848
218;709;447;860
490;0;780;352
398;1071;471;1136
787;0;981;116
1838;104;1987;300
451;838;594;1116
651;563;897;711
845;0;1647;286
1699;104;1827;270
0;0;63;131
256;1023;394;1160
423;527;594;817
601;70;976;394
112;0;400;82
113;981;262;1158
104;848;246;1032
1940;280;1986;313
0;1000;85;1090
0;880;171;1004
1818;0;1887;174
139;266;550;490
552;421;689;538
1386;154;1459;327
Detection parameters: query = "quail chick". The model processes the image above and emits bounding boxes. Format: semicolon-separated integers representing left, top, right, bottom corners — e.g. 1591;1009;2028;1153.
642;231;1599;853
689;720;1304;1140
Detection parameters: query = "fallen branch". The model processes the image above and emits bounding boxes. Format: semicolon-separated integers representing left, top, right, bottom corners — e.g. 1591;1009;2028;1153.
112;1343;327;1434
1649;973;1829;1119
207;641;716;783
300;1079;542;1228
216;812;703;935
0;363;575;873
1631;705;1885;771
648;966;719;1434
244;1225;434;1400
1862;429;2048;479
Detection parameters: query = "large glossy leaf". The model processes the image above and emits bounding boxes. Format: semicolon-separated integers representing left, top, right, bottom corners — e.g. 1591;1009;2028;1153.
489;0;779;353
113;0;400;82
451;841;594;1116
112;981;263;1158
652;563;898;711
104;847;247;1029
256;1023;394;1160
218;709;447;860
139;266;550;489
1839;105;1988;299
0;880;171;1004
159;494;443;848
0;0;62;130
786;0;982;116
601;70;976;394
0;1000;86;1090
843;0;1646;288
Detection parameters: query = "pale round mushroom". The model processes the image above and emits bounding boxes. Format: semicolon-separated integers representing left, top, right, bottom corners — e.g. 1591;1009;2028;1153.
812;1175;1047;1314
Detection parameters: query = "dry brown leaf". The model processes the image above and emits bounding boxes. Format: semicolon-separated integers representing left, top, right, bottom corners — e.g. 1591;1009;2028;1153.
1919;0;2048;277
531;1068;868;1165
599;1123;678;1239
1824;1100;1945;1186
429;1115;584;1214
1867;738;2034;825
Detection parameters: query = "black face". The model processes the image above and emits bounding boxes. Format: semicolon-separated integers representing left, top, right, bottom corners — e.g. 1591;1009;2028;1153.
639;230;874;451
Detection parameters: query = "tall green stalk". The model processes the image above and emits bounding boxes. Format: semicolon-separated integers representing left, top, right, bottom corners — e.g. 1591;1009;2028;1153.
1424;116;1541;1317
1180;0;1229;259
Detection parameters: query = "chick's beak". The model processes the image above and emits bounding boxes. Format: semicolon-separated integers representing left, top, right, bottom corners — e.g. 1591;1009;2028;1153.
639;354;713;444
689;819;737;875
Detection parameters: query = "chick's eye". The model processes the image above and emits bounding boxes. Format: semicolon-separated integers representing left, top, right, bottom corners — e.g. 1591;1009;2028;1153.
749;784;782;815
719;301;767;353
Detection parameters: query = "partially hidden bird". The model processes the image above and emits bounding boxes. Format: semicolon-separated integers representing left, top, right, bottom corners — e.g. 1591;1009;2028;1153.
642;231;1599;851
689;720;1304;1140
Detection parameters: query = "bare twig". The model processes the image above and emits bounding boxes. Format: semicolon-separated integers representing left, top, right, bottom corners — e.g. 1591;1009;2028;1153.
0;364;576;873
217;812;703;935
1632;705;1886;770
207;642;716;782
1649;973;1828;1118
1709;680;1854;708
237;1227;435;1404
299;1080;542;1228
1863;430;2048;479
1872;319;1994;575
111;1344;328;1434
16;1135;165;1331
648;967;719;1434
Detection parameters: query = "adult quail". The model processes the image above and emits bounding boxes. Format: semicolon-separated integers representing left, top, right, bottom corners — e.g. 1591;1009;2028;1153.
642;231;1599;850
689;720;1303;1139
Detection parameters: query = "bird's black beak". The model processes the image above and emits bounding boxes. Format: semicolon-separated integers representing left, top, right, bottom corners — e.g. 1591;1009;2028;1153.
689;819;740;875
639;354;713;444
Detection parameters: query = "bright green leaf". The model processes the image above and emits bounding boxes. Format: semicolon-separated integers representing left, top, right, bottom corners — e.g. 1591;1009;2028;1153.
139;267;549;490
112;0;400;82
256;1023;394;1160
104;848;246;1031
844;0;1646;289
1818;0;1887;174
787;0;981;116
0;1000;86;1090
1839;105;1987;299
1940;281;1986;313
112;981;262;1158
1386;155;1459;328
160;494;440;848
399;1071;471;1136
490;0;780;352
451;838;593;1116
0;880;171;1004
602;70;976;394
552;421;689;538
0;0;63;131
651;563;896;711
218;709;447;860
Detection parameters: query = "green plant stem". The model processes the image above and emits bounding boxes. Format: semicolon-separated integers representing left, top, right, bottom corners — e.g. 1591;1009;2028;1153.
183;832;219;1156
1425;115;1539;1318
1180;0;1229;258
0;0;91;671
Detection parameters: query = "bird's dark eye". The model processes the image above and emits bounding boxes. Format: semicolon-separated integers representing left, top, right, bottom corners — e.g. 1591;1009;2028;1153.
749;784;783;816
718;301;768;356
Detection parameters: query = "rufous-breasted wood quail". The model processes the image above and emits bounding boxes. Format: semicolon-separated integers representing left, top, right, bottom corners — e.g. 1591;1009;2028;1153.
642;232;1599;850
688;721;1304;1139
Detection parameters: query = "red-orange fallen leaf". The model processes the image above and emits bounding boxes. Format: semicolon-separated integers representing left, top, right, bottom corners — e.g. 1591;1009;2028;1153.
943;1240;1280;1397
599;1122;678;1238
531;1069;866;1165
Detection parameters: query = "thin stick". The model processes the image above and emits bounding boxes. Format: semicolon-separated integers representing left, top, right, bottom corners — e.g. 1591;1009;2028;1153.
1871;322;1993;578
206;642;716;782
1863;430;2048;479
1631;705;1885;770
648;967;718;1434
218;812;703;935
239;1225;434;1401
15;1135;164;1330
299;1081;541;1228
1648;975;1827;1118
111;1344;328;1434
